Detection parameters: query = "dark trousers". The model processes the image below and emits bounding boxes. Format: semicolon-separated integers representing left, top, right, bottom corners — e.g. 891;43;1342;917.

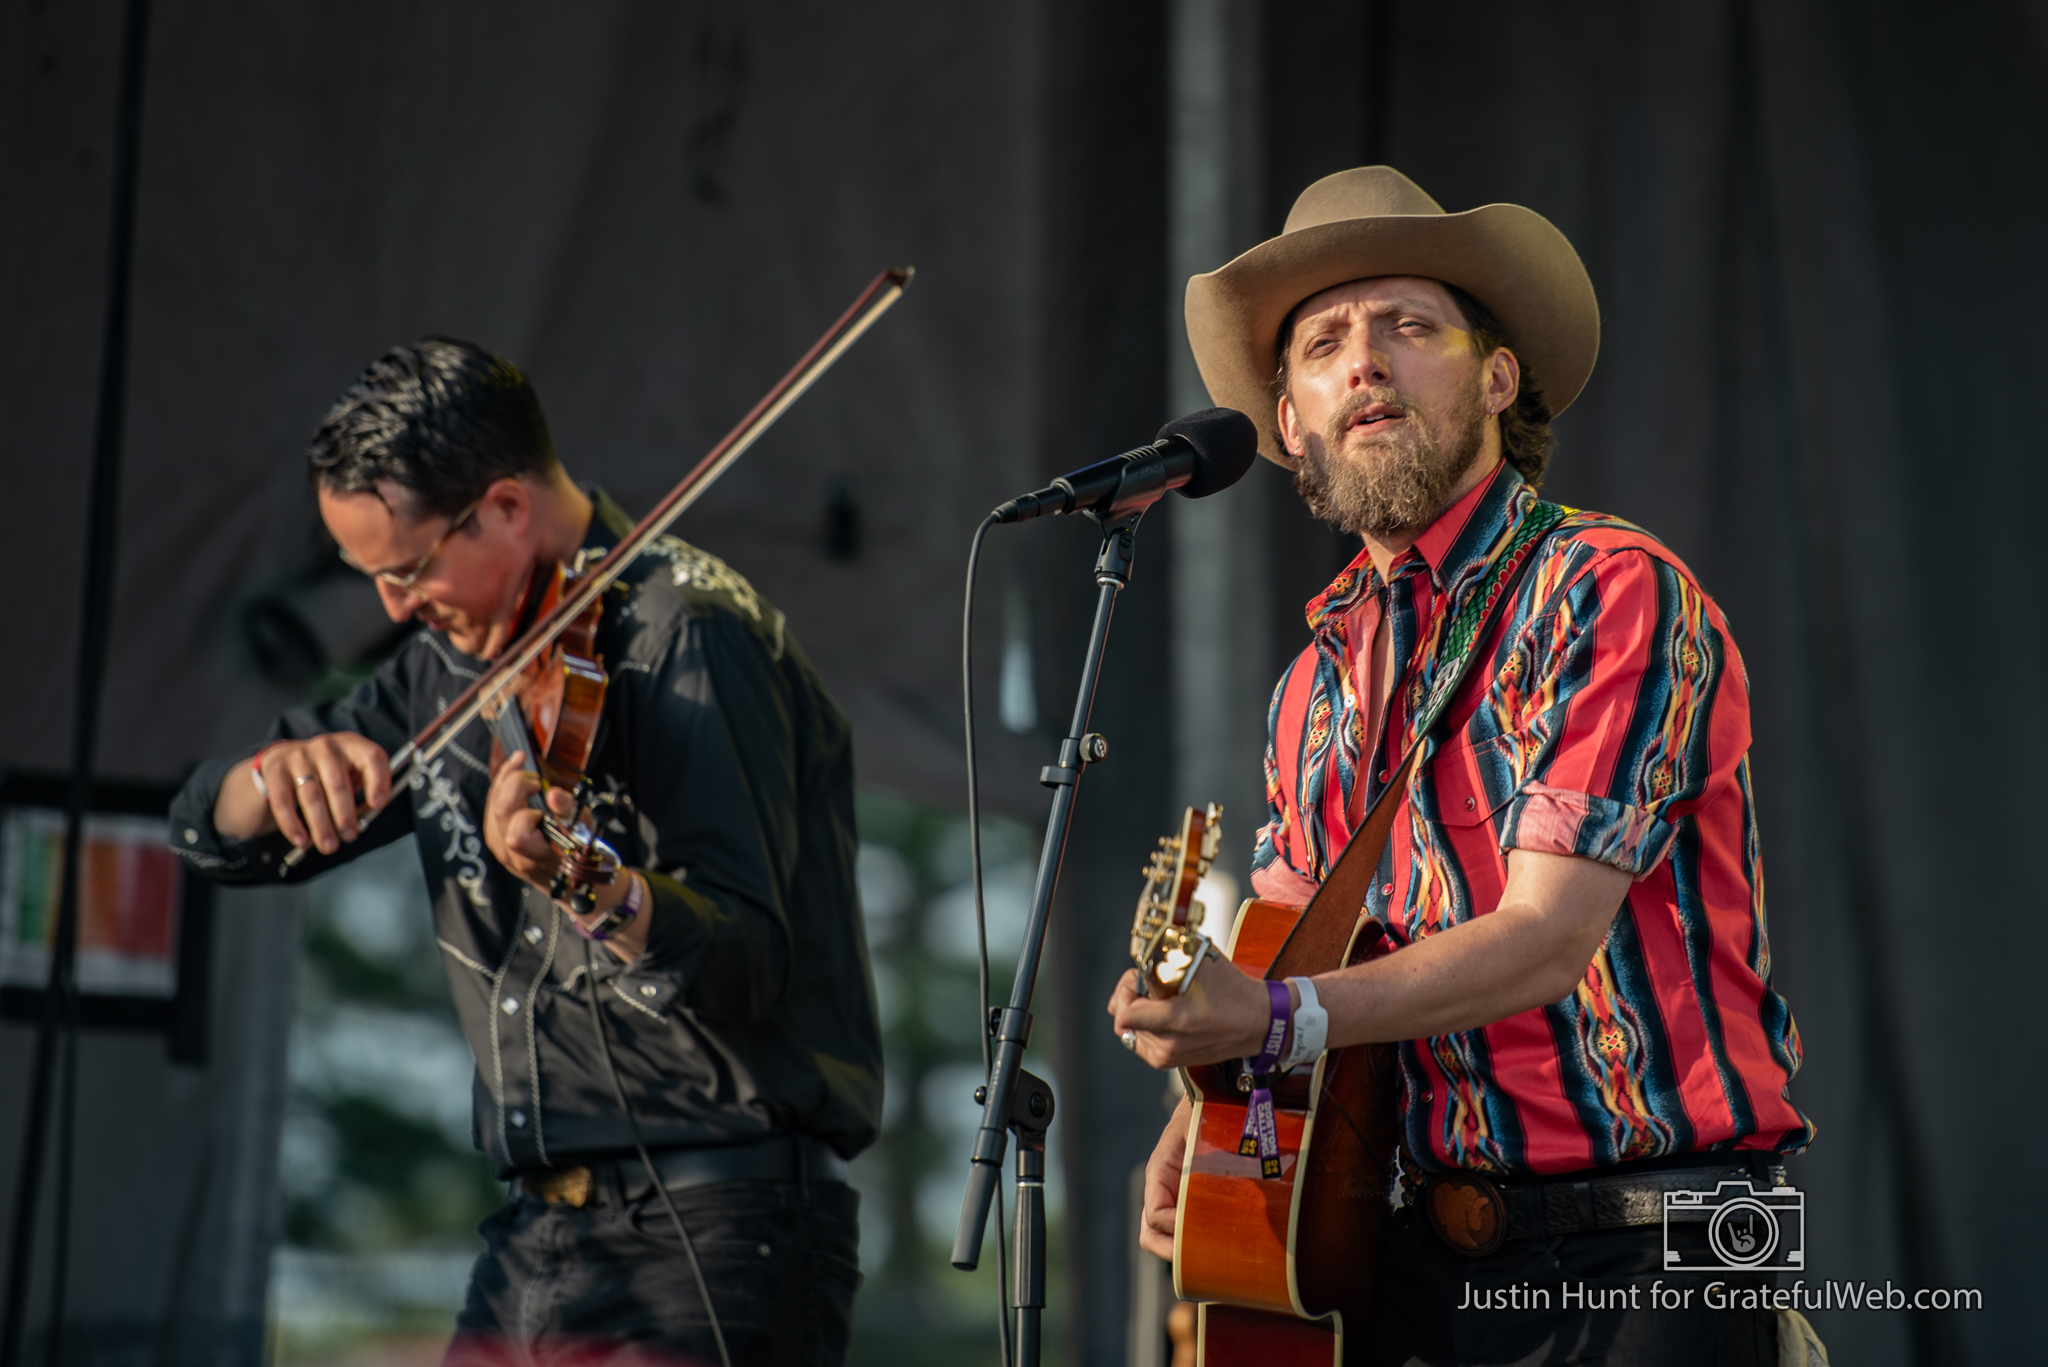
445;1178;861;1367
1363;1206;1779;1367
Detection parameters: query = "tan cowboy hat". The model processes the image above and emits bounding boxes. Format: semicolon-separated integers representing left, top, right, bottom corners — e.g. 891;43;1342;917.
1185;166;1600;467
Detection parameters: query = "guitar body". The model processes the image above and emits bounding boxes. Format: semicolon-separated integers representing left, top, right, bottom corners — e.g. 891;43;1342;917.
1173;897;1399;1366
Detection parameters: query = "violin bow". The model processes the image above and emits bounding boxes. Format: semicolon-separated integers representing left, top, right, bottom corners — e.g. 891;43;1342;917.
281;267;913;871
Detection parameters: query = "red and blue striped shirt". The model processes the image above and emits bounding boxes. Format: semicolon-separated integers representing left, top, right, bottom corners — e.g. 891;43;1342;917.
1251;463;1813;1179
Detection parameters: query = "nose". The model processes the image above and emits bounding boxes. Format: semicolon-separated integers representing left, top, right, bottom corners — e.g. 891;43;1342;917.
375;580;423;623
1345;332;1389;390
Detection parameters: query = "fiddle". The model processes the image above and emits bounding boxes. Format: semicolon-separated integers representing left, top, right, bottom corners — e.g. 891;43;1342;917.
483;555;619;915
278;267;912;883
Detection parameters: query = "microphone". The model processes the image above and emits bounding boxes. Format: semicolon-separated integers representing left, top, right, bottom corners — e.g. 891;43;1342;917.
992;407;1258;524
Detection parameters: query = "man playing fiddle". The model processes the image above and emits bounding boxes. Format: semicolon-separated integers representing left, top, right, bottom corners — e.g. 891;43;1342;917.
171;338;880;1367
1108;169;1815;1364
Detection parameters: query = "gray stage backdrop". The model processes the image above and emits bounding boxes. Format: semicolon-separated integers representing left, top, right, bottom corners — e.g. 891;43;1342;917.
4;0;2044;1364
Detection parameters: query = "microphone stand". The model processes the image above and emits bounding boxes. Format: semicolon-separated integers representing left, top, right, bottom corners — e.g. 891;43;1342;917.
951;506;1144;1366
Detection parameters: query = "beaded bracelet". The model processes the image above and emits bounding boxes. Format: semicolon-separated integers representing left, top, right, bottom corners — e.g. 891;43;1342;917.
574;870;644;941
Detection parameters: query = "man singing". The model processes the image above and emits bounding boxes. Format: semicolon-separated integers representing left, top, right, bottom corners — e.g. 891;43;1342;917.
170;339;880;1366
1109;168;1814;1365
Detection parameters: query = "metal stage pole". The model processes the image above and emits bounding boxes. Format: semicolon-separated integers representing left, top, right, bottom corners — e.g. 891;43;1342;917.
1;1;154;1363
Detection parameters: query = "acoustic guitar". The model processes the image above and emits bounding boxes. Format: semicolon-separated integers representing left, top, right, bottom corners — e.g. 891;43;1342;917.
1129;785;1410;1367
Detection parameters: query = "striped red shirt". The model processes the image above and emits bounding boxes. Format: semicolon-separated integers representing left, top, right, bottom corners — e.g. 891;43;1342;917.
1251;463;1813;1179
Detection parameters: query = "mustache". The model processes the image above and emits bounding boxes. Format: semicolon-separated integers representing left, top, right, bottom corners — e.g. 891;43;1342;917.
1325;386;1418;441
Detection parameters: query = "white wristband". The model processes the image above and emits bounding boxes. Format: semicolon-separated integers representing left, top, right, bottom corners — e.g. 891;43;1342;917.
1280;977;1328;1070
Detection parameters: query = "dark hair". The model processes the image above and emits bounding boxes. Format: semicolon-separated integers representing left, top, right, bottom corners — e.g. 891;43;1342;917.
307;337;559;519
1273;282;1557;487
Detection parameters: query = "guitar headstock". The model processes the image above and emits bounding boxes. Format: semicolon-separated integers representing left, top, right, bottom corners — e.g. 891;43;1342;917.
1129;802;1223;998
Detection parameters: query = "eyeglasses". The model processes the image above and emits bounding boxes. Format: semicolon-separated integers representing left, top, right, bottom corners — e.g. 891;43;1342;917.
338;493;486;597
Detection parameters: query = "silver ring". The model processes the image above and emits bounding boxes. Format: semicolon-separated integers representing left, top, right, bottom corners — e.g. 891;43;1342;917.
1120;1030;1138;1052
294;773;317;788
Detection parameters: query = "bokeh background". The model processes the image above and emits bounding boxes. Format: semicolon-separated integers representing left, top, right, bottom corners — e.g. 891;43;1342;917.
4;1;2046;1364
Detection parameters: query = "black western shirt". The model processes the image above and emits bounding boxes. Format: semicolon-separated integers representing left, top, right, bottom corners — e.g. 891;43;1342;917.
171;490;884;1176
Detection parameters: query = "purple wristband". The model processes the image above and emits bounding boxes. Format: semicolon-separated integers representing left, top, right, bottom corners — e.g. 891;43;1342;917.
1237;980;1294;1180
1251;980;1292;1074
574;871;643;941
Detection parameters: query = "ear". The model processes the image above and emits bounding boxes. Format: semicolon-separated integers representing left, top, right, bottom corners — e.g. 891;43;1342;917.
1483;347;1521;417
1276;393;1307;463
479;477;533;538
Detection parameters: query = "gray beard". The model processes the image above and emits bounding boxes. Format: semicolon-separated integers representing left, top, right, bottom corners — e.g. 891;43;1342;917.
1292;379;1488;538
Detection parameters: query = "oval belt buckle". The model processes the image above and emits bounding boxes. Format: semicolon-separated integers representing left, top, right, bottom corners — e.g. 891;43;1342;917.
1424;1170;1508;1257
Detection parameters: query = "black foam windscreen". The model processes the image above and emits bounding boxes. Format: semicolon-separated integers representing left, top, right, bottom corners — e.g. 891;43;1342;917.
1157;407;1259;499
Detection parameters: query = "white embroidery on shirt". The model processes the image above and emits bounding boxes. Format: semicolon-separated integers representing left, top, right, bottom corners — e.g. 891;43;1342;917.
413;758;491;912
419;633;482;680
646;537;766;624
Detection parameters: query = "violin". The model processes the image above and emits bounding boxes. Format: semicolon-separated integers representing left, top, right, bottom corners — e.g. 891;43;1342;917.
279;268;912;900
484;556;619;915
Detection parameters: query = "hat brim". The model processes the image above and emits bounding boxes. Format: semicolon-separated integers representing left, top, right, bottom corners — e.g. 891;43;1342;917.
1185;204;1600;467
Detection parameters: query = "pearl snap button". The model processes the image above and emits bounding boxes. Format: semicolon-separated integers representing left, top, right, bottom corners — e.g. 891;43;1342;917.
501;998;520;1015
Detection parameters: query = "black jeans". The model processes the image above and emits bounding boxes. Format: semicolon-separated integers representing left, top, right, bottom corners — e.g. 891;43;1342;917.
1363;1206;1779;1367
446;1178;862;1367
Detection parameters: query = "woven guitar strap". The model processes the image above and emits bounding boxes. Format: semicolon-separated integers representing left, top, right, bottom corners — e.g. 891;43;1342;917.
1267;500;1569;981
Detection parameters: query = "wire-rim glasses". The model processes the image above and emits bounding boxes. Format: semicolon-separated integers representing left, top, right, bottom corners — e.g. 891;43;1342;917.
338;492;487;597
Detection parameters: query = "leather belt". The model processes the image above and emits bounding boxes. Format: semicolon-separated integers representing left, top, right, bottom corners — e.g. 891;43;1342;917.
520;1135;850;1208
1423;1157;1787;1257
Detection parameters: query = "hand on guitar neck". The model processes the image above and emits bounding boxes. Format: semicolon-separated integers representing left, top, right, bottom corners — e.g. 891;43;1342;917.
1109;846;1631;1071
1109;961;1301;1069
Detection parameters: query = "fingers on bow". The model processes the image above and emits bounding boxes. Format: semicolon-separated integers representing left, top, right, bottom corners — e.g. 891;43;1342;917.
257;749;313;852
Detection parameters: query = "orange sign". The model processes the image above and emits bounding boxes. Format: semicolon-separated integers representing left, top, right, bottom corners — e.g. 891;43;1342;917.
0;809;183;996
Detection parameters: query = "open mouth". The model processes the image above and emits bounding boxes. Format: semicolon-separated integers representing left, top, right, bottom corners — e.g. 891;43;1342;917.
1349;406;1406;431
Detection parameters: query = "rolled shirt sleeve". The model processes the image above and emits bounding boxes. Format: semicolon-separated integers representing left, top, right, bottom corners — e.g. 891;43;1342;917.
1495;546;1748;878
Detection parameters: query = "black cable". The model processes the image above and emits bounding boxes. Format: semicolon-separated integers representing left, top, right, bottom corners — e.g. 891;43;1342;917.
578;930;731;1367
960;513;1012;1367
964;515;997;1084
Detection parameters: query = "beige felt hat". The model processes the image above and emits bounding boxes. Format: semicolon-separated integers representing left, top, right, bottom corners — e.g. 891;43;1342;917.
1185;166;1600;467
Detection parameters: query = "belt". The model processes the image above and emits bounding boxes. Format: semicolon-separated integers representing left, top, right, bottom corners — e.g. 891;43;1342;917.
520;1135;850;1208
1422;1155;1788;1257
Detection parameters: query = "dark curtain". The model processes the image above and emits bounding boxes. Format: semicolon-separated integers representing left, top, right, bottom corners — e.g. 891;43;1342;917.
1257;1;2047;1361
